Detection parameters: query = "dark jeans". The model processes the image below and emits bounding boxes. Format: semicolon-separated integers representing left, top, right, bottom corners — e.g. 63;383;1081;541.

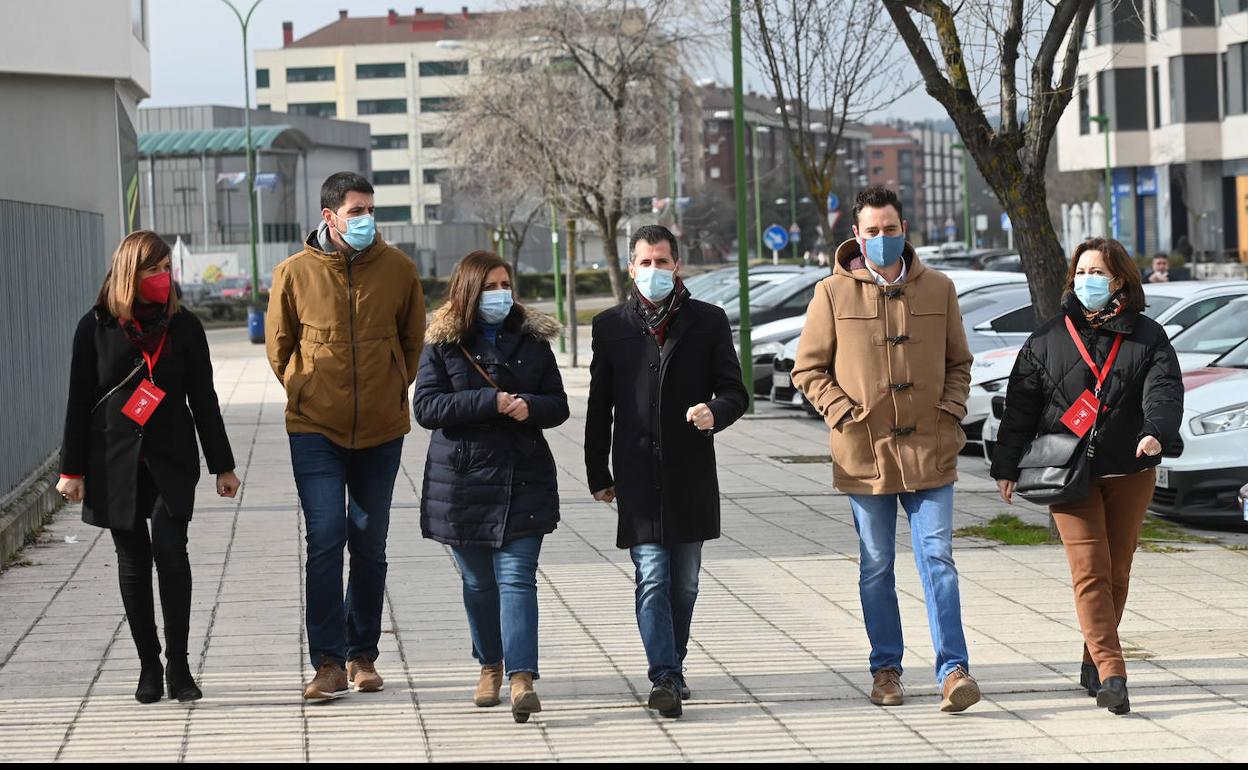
630;541;703;684
451;535;544;678
111;463;191;664
290;432;403;669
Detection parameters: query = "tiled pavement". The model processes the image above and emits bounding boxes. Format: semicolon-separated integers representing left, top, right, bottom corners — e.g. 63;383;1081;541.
1;328;1246;762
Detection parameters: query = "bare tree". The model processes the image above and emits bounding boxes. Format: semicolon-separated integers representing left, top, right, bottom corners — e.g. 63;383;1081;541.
443;169;544;284
446;1;699;302
746;0;909;244
881;0;1097;318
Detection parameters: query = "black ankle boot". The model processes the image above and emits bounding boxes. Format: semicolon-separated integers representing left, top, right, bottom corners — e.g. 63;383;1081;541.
165;657;202;703
1079;663;1101;697
135;659;164;703
1096;676;1130;715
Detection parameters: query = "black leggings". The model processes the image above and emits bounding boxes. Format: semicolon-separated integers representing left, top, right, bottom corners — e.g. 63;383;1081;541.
110;465;192;663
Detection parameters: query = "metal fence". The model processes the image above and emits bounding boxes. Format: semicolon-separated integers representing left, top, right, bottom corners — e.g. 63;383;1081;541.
0;200;106;498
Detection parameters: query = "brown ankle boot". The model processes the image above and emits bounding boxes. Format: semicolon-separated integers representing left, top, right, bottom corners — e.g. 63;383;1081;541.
474;663;504;707
509;672;542;723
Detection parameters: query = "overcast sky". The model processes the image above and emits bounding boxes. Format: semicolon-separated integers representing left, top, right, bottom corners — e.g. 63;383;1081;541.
146;0;947;121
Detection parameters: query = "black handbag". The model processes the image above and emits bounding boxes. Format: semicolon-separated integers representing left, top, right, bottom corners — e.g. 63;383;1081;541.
1015;431;1093;506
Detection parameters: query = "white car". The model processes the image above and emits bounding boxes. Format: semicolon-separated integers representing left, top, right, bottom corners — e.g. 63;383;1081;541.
1151;339;1248;525
1140;280;1248;337
1169;296;1248;373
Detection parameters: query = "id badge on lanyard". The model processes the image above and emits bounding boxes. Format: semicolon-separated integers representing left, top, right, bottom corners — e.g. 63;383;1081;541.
121;332;168;427
1059;317;1122;439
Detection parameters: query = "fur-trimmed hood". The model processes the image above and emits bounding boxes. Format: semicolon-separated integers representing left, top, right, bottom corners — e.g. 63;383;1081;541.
425;302;563;346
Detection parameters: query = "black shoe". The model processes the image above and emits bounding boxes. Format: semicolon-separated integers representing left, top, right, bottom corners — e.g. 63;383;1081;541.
1079;663;1101;697
165;657;203;703
135;659;164;704
1096;676;1130;715
677;677;691;701
648;677;683;718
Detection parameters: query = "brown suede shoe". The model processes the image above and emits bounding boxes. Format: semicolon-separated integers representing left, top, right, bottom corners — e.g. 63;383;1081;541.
347;657;384;693
870;667;904;706
509;672;542;723
474;663;504;707
940;666;981;713
303;658;349;701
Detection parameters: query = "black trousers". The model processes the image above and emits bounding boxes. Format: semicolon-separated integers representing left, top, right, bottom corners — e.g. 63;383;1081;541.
110;464;192;663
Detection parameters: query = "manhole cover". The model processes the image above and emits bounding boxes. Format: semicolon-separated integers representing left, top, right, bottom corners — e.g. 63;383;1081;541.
772;455;831;464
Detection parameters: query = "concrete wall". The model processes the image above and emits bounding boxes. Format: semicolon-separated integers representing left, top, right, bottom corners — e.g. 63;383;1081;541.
0;75;137;252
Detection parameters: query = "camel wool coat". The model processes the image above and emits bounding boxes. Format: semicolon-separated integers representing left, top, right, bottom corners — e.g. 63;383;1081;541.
792;238;973;495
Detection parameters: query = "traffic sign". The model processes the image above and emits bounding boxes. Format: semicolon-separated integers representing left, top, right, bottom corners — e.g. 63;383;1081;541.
1001;212;1012;231
826;193;840;213
763;225;789;251
788;223;801;238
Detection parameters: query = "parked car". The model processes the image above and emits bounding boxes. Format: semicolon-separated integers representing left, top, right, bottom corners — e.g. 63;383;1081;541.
1150;339;1248;526
697;271;800;307
683;264;809;299
217;276;251;299
961;286;1037;352
1169;296;1248;372
926;248;1013;271
1140;280;1248;337
736;314;807;396
723;268;828;329
978;253;1023;272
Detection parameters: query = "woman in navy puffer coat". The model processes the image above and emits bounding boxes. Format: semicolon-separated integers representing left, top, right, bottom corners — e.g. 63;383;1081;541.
412;250;567;722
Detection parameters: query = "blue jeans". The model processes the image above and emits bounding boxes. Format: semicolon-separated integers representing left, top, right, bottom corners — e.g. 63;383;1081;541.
290;433;403;669
630;541;703;684
451;535;544;678
848;484;970;684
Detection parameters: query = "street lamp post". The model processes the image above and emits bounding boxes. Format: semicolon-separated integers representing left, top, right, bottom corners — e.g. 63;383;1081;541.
1089;115;1113;237
752;125;770;263
951;141;971;249
731;1;753;413
218;0;265;341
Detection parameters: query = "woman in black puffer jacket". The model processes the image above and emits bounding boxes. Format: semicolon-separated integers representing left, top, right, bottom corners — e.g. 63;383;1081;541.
991;237;1182;716
412;250;567;723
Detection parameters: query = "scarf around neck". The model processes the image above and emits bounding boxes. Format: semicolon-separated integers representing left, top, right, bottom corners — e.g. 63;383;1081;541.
123;302;171;354
630;278;690;339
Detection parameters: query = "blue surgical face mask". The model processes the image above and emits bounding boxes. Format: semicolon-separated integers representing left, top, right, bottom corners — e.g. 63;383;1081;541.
333;212;376;251
860;233;906;268
1074;274;1113;311
634;266;675;302
479;289;514;325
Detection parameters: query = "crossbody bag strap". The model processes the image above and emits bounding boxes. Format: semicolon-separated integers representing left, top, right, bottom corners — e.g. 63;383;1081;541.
91;361;145;414
459;344;501;390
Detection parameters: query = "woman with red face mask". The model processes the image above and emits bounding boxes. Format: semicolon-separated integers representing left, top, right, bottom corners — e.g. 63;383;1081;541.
56;231;240;704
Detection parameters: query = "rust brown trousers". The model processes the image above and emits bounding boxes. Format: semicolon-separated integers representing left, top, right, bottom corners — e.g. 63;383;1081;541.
1050;467;1155;681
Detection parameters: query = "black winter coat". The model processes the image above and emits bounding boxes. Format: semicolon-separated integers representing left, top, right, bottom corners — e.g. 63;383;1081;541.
990;293;1184;482
413;304;569;548
61;307;235;530
585;298;749;549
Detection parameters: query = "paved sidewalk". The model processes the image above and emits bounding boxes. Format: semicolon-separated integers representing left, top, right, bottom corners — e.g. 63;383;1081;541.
1;329;1245;762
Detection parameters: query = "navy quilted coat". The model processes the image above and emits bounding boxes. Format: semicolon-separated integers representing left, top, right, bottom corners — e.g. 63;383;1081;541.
414;303;568;548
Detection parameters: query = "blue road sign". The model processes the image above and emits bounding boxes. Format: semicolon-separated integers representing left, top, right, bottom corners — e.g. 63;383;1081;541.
1001;212;1012;231
827;193;840;212
763;225;789;251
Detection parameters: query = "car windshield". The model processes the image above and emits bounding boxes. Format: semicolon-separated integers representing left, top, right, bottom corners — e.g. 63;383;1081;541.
1171;301;1248;355
748;274;817;311
699;276;780;304
961;287;1032;326
1141;295;1179;319
1213;338;1248;368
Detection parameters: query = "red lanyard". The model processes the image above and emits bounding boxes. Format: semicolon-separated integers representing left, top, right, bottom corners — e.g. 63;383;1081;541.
1065;316;1122;396
141;330;169;381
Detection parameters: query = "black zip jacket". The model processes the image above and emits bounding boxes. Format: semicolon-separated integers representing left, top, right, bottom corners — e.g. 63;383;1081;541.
990;293;1183;481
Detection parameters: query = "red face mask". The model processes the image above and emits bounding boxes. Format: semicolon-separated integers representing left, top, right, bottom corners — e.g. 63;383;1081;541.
139;272;172;304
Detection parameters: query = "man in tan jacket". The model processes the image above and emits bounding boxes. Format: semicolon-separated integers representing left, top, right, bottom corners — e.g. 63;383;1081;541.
266;172;425;701
793;186;979;713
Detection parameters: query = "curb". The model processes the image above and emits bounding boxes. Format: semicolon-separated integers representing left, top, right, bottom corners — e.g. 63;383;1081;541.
0;453;63;566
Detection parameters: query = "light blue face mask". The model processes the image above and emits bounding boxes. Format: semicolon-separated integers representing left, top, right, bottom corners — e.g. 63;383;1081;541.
334;212;376;251
1074;274;1113;311
860;233;906;268
634;266;675;302
479;289;514;325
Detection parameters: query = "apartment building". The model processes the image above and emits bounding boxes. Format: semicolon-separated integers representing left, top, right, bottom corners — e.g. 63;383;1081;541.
255;8;487;225
1057;0;1248;261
